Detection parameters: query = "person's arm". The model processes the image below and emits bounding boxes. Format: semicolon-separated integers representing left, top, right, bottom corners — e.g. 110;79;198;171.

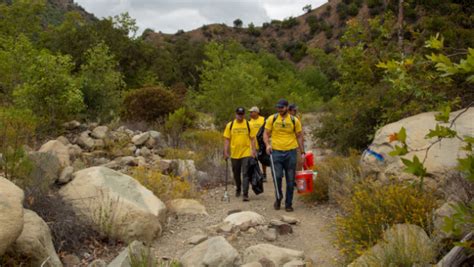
224;138;230;160
264;129;272;155
296;131;305;159
251;137;257;158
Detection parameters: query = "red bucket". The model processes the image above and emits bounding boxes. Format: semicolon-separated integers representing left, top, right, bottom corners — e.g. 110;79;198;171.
303;151;314;170
295;170;314;194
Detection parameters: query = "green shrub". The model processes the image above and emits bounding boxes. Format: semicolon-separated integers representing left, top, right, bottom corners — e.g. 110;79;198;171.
165;107;196;147
281;16;299;29
0;107;37;182
335;180;438;262
122;86;181;122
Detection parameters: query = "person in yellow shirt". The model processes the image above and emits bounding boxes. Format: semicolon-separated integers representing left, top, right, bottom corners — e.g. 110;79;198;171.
223;107;256;201
264;99;305;212
248;106;268;182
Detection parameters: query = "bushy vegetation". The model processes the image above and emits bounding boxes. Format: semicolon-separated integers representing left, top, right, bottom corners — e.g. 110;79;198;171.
335;180;438;262
122;86;182;122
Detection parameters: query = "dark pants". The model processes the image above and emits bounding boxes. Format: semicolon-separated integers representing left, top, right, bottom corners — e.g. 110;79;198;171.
231;157;251;196
271;149;297;208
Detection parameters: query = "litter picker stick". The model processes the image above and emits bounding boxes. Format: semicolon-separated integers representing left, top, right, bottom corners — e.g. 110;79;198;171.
270;153;281;200
222;158;230;202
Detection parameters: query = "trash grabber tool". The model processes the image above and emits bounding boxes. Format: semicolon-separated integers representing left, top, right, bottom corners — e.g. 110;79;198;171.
222;158;230;202
270;153;281;200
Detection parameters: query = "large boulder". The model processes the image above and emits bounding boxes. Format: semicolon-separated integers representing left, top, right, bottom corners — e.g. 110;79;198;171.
168;199;208;216
242;244;304;266
224;211;266;230
0;177;24;256
9;209;62;267
91;126;109;140
349;224;436;267
59;167;167;243
39;140;71;167
28;152;62;185
180;236;241;267
361;108;474;188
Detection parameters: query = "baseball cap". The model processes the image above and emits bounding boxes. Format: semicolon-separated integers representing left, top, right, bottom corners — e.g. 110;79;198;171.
249;106;260;113
275;99;289;108
235;107;245;114
289;104;298;110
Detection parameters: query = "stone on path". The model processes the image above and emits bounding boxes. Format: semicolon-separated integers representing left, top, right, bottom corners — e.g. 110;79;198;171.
243;244;304;266
187;234;208;245
263;228;277;242
168;199;208;216
59;166;166;243
281;215;299;225
180;236;241;267
224;211;266;231
10;209;62;267
0;177;24;256
269;219;293;235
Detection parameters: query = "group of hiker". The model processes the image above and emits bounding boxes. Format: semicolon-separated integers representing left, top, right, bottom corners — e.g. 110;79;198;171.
223;99;305;212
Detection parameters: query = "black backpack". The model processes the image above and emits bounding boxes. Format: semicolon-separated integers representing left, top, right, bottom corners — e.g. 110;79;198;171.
248;157;264;195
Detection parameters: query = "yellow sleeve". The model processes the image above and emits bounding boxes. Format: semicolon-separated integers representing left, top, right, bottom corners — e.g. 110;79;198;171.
295;117;303;133
223;122;231;139
265;115;274;131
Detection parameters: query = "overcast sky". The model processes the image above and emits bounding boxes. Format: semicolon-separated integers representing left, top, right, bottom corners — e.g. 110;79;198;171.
75;0;327;34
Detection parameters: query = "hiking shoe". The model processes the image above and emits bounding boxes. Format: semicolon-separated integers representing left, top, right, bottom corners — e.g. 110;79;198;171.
274;200;281;210
235;191;241;197
243;195;249;202
285;206;294;212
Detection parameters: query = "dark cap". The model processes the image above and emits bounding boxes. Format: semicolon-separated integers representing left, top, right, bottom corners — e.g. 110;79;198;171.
289;104;297;110
235;107;245;114
276;99;289;108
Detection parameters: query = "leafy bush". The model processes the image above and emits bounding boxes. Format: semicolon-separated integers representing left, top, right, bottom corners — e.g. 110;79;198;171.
0;107;37;181
165;107;196;148
281;16;299;29
335;180;438;261
132;167;198;202
283;41;308;62
122;86;181;122
182;130;223;172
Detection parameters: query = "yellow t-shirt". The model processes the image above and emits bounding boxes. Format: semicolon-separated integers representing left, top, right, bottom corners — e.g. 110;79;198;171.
265;114;302;151
249;116;265;149
223;120;255;159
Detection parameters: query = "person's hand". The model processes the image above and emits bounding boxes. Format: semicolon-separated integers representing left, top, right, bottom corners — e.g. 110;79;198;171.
266;145;272;155
301;152;306;161
251;148;257;158
223;151;230;160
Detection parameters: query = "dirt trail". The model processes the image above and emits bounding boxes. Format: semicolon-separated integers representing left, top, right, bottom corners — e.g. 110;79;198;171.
152;113;342;266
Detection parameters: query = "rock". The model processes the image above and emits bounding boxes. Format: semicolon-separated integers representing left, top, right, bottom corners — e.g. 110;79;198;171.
9;209;62;267
218;222;234;233
148;131;166;148
349;224;435;267
116;156;139;167
155;159;173;173
88;259;107;267
0;177;24;256
187;234;208;245
180;236;241;267
434;201;462;239
77;131;95;150
258;258;277;267
58;166;74;184
67;144;83;159
243;244;304;266
108;240;150;267
283;260;305;267
168;199;208;216
227;209;242;215
39;140;71;167
136;156;147;167
361;108;474;184
59;167;166;243
91;126;109;139
263;229;277;242
56;136;70;146
93;139;105;149
29;152;62;184
242;262;263;267
175;159;198;180
136;147;151;158
132;132;150;146
62;254;81;267
281;215;299;225
63;120;81;130
224;211;266;231
248;227;258;234
269;219;293;235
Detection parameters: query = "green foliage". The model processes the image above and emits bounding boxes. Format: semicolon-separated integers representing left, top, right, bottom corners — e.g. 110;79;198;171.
0;107;37;181
165;107;195;148
443;202;474;237
336;180;438;261
122;86;181;122
283;41;307;62
303;4;312;14
425;124;457;139
233;18;243;28
0;0;45;40
193;41;320;126
247;22;261;37
10;36;84;129
281;16;299;29
79;42;124;122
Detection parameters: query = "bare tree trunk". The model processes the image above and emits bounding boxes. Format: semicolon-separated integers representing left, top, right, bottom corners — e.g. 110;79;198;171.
397;0;404;54
437;232;474;267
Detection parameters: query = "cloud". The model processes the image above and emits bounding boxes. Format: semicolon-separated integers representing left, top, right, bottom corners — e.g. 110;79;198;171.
75;0;328;33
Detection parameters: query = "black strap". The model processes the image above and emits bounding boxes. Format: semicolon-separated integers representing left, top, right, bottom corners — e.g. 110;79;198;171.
272;113;296;132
